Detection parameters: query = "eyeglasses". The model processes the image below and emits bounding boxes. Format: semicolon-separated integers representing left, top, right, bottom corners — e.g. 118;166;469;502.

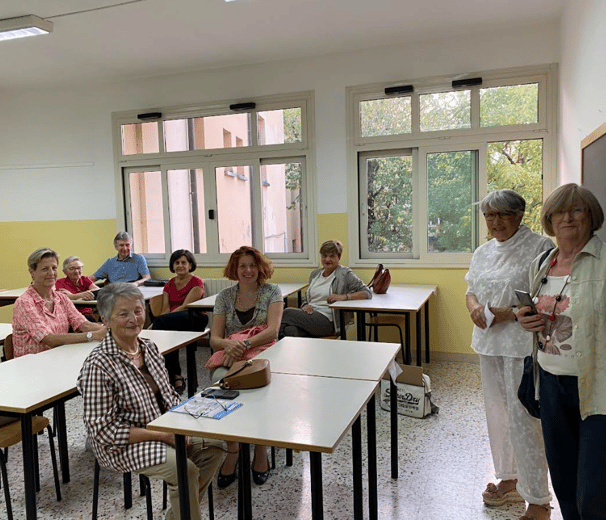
483;211;516;221
553;207;586;219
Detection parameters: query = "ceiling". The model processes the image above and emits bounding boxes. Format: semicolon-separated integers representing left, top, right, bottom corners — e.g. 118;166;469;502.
0;0;565;89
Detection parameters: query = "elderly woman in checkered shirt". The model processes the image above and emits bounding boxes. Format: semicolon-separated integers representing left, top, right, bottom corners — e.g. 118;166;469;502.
77;283;223;520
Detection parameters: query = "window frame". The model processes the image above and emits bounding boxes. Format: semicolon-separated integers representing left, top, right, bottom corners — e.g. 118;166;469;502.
112;91;317;268
346;64;557;268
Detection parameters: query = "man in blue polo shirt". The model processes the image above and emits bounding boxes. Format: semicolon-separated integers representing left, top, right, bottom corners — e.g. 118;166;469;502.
90;232;151;286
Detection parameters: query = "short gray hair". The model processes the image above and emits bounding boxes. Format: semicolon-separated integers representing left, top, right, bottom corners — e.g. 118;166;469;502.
28;248;59;271
62;256;81;272
97;283;144;320
479;189;526;215
113;231;132;245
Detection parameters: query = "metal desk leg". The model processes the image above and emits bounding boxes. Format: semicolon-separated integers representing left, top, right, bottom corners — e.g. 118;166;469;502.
416;310;423;368
297;290;302;308
286;448;293;466
175;435;191;520
367;394;378;520
356;310;365;342
186;343;197;398
239;443;253;520
424;300;430;363
310;451;324;520
352;416;363;520
390;377;398;479
21;412;37;520
54;401;70;483
339;310;347;340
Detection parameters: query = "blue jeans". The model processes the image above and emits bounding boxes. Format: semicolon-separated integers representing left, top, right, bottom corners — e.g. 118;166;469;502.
539;367;606;520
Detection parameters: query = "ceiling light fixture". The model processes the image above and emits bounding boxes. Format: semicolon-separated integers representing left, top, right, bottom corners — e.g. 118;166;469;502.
0;15;53;42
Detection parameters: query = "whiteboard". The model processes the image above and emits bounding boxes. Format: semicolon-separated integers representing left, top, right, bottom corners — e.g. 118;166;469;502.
581;122;606;242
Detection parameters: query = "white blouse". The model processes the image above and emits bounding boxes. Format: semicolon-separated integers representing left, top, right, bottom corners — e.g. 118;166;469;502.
465;225;553;357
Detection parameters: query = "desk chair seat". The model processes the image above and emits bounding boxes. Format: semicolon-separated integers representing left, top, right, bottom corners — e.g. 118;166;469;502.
92;459;214;520
367;314;409;364
0;416;61;520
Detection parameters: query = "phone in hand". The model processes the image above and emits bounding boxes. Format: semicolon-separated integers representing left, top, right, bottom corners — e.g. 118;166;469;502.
200;388;240;400
515;290;538;316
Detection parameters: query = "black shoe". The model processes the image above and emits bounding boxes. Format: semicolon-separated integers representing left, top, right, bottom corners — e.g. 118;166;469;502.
173;375;186;396
217;470;237;489
251;458;270;485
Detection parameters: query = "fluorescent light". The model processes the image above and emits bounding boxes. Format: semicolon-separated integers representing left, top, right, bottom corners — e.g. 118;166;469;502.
0;15;53;42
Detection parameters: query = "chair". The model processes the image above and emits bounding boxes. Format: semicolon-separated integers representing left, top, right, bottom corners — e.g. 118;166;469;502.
146;294;164;329
0;334;62;520
0;415;62;520
92;459;214;520
366;314;409;364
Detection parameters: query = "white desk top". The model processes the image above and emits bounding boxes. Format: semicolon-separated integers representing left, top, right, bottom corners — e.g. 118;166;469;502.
188;282;307;310
148;372;377;452
0;329;206;414
262;337;399;382
0;286;164;305
329;284;437;313
0;323;12;342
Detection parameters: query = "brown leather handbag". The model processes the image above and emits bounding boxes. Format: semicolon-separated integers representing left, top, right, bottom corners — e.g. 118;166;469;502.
368;263;391;294
219;359;271;390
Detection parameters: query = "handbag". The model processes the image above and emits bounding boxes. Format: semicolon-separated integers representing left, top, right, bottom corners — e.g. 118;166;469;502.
204;325;276;369
518;353;540;418
219;359;271;389
368;263;391;294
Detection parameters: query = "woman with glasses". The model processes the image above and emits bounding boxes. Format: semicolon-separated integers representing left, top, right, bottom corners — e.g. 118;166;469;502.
55;256;100;321
78;283;223;520
516;184;606;520
466;189;553;520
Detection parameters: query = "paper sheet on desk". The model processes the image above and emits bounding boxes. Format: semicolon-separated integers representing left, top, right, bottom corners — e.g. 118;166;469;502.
484;303;495;328
170;396;242;420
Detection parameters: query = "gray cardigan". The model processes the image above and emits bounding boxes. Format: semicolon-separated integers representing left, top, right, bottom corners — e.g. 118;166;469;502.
302;265;372;334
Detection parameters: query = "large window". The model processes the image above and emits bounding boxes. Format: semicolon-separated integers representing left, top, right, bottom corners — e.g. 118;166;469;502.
113;92;315;266
349;65;556;266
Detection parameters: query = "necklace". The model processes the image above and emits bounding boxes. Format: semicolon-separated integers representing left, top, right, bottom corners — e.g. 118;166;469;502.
536;253;570;343
124;344;141;359
236;286;258;311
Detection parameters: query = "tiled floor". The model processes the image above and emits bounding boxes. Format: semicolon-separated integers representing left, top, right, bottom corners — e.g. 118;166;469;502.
1;350;562;520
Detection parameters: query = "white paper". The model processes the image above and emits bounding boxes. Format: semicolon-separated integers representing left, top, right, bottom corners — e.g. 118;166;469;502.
388;360;403;382
484;303;495;328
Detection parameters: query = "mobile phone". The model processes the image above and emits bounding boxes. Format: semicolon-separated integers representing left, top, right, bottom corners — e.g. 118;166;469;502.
515;290;538;316
200;388;240;400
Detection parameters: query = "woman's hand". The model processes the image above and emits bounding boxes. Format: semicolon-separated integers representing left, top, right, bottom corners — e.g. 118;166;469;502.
469;304;487;329
223;340;246;359
222;353;237;368
91;327;107;341
515;307;546;332
326;294;347;304
489;306;516;325
302;304;314;314
79;290;95;301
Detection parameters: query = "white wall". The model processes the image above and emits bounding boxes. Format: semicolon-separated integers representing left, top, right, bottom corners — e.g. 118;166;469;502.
0;21;559;222
559;0;606;184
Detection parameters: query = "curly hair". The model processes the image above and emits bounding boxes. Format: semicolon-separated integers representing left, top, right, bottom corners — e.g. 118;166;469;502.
223;246;274;284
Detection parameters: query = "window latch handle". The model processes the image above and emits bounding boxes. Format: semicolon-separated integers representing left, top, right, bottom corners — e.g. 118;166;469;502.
209;209;215;220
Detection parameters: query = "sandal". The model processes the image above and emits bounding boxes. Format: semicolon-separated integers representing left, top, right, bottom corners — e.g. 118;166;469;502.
482;482;524;506
172;375;186;395
520;503;552;520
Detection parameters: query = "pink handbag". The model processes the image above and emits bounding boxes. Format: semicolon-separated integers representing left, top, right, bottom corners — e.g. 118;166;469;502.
204;325;276;369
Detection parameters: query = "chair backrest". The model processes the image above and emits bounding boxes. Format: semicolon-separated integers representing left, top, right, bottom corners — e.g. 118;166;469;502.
3;333;13;361
148;294;163;319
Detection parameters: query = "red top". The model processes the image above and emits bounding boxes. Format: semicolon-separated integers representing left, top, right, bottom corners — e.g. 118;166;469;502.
163;275;204;311
55;276;95;317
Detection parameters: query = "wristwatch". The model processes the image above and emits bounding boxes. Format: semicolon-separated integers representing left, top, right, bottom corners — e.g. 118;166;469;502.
86;331;93;342
243;340;252;349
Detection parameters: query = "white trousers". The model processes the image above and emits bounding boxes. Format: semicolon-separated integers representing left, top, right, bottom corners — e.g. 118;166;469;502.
479;355;551;505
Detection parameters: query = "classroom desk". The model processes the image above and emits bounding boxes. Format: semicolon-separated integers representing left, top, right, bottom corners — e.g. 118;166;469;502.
0;329;205;520
330;284;437;366
330;284;436;480
0;323;12;341
148;372;378;520
0;286;164;307
186;282;308;311
261;337;400;520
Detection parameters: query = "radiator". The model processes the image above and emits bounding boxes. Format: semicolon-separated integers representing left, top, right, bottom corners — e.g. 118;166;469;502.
203;278;236;297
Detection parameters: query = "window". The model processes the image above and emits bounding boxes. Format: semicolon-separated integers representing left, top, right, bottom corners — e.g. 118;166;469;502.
114;92;315;266
348;65;556;266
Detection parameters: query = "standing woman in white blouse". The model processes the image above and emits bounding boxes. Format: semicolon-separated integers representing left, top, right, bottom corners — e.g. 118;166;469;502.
466;190;554;520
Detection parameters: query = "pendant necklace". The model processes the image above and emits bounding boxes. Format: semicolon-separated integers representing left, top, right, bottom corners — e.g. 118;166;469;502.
538;254;570;342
